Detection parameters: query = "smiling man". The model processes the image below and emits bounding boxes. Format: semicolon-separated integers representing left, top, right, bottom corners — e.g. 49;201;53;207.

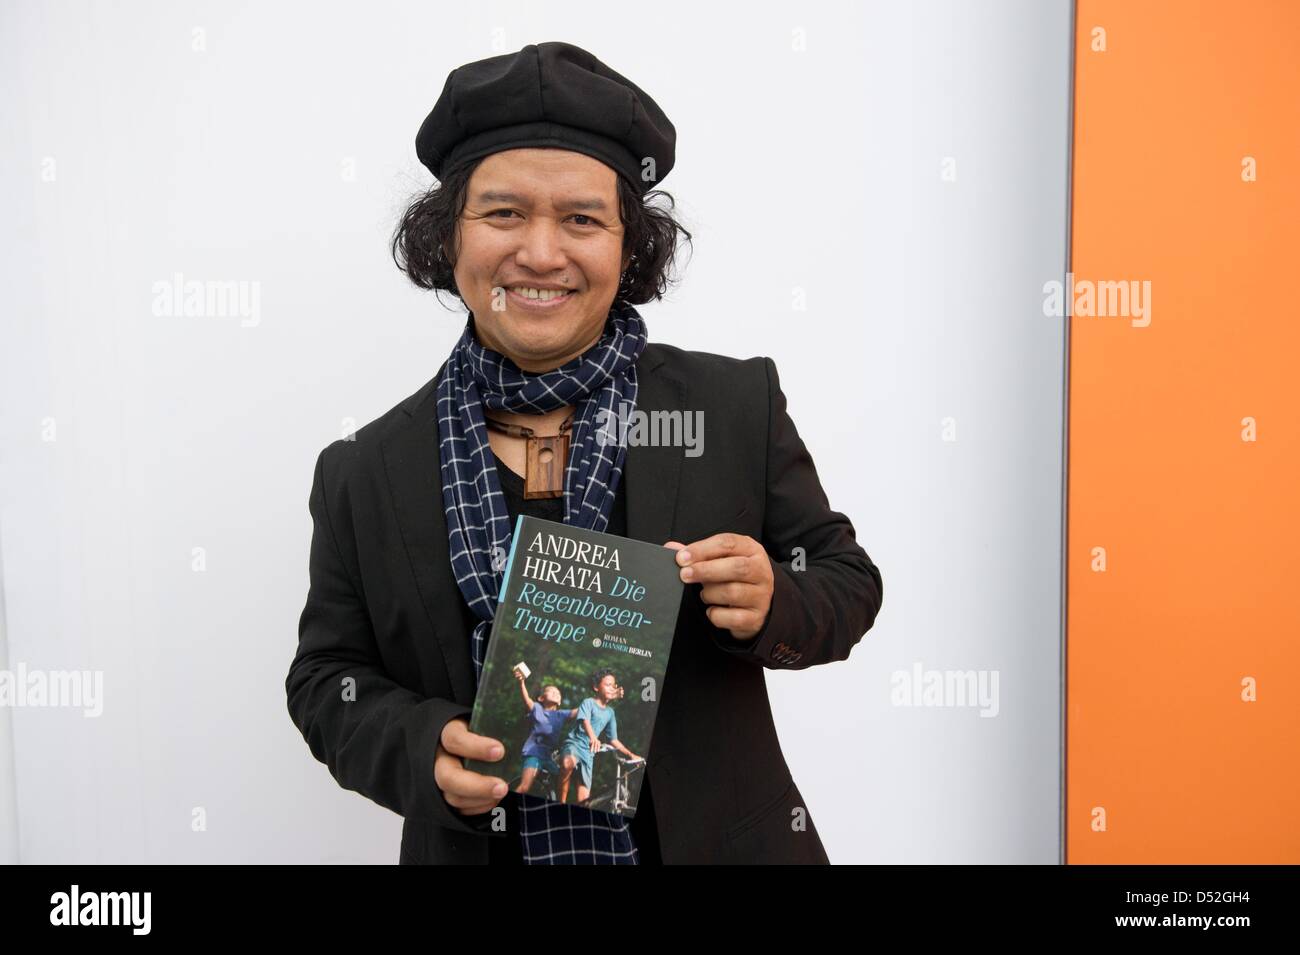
443;144;628;478
285;41;884;865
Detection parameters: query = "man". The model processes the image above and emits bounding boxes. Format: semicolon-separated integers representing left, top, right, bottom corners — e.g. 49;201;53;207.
285;41;883;864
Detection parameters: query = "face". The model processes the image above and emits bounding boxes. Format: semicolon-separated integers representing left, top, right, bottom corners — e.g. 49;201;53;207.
451;148;630;373
594;674;619;702
542;686;563;707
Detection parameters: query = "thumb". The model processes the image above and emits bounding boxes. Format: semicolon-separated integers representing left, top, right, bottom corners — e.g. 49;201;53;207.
441;718;505;762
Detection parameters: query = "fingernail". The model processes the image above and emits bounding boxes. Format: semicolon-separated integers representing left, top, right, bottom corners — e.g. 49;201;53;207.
680;566;693;580
677;550;691;563
489;745;503;759
493;782;507;796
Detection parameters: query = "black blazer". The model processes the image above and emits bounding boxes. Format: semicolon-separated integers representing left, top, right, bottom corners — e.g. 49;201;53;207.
286;342;883;864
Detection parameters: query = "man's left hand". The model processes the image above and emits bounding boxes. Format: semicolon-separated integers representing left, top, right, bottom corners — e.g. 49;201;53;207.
664;534;774;641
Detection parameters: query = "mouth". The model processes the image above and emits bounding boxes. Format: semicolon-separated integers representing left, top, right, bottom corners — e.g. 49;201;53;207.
503;286;577;312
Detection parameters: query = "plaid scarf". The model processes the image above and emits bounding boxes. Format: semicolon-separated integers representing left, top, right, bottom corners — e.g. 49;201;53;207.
435;301;646;864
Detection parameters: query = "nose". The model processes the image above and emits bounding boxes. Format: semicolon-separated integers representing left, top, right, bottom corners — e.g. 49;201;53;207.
514;218;568;275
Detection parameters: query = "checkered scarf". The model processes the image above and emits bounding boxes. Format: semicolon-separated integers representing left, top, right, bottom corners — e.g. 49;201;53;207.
435;301;646;864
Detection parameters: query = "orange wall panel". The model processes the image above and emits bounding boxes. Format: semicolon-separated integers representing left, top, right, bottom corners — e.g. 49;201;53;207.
1067;0;1300;863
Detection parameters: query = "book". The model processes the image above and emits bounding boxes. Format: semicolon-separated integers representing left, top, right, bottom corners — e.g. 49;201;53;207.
464;514;685;817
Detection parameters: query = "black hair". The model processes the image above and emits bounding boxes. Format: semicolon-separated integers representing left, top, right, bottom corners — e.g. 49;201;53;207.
390;156;692;310
590;668;618;690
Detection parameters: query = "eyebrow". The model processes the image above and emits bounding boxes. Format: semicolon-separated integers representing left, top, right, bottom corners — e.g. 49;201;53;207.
472;190;610;212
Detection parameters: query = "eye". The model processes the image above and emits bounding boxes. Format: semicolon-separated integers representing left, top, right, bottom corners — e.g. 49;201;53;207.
486;208;520;220
569;214;601;227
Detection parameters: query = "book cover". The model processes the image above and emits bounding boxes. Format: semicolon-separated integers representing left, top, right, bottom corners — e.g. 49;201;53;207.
464;514;685;817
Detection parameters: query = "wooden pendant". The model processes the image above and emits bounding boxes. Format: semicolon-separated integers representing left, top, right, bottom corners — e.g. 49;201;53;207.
524;433;569;499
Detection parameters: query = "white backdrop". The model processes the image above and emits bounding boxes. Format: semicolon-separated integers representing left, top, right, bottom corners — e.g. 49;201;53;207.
0;0;1073;863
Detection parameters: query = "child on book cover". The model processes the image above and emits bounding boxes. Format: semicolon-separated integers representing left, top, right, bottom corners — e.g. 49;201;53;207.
558;669;644;805
514;667;577;795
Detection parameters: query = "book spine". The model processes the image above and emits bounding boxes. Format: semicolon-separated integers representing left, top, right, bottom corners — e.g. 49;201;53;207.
466;514;525;773
497;513;523;602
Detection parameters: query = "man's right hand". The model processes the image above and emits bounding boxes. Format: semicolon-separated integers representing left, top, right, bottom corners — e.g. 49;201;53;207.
434;718;509;817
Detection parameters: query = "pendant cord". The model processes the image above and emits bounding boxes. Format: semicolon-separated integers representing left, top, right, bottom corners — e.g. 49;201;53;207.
482;411;575;439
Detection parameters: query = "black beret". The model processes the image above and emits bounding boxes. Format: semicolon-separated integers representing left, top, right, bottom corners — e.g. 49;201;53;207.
415;41;676;195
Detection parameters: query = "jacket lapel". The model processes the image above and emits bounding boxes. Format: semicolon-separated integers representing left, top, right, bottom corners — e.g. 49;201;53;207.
382;363;479;706
625;346;686;548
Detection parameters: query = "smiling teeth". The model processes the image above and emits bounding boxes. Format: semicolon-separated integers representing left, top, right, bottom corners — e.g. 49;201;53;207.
510;287;571;301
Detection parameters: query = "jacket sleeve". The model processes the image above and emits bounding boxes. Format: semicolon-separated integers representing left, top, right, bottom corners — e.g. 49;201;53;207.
285;445;494;835
710;357;883;668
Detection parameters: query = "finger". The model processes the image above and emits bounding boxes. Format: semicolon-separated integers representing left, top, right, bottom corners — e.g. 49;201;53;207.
681;552;759;585
436;752;509;804
663;540;686;551
441;720;506;762
673;532;757;567
699;580;763;607
704;604;765;634
443;787;501;814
